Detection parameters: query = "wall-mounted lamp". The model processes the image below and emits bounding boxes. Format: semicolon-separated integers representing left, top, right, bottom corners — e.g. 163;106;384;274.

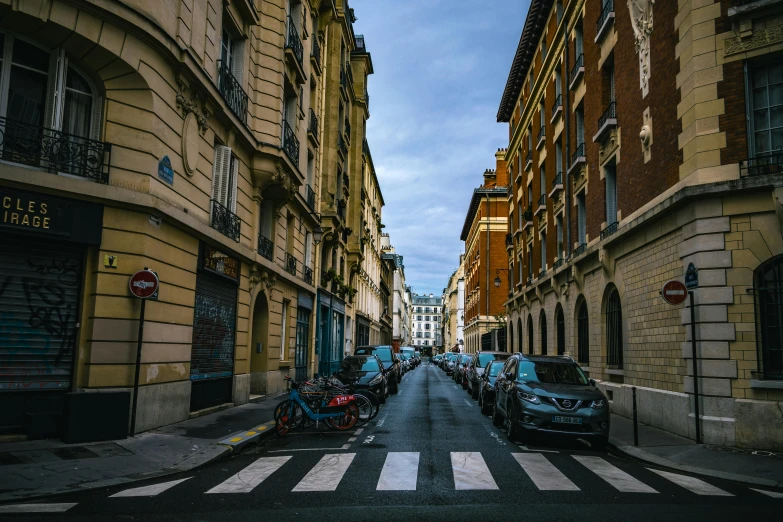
493;268;510;288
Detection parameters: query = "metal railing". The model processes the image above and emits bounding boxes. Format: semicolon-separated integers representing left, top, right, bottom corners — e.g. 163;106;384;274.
538;193;546;208
573;243;587;257
285;252;297;275
570;142;585;167
601;221;619;239
551;94;562;118
539;268;547;279
597;0;614;34
283;119;299;166
552;171;563;188
527;276;534;286
311;36;321;70
537;125;546;144
0;116;112;183
525;150;533;167
258;233;273;260
210;199;240;242
553;258;564;270
306;184;316;210
286;16;304;70
303;266;313;285
308;108;319;142
524;208;533;221
344;120;351;143
598;101;616;131
569;53;584;86
217;60;249;124
506;233;513;248
740;151;783;177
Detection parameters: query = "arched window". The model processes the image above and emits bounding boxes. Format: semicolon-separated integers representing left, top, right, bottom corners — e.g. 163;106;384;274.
508;321;514;352
540;311;547;355
517;318;523;354
756;256;783;377
577;299;589;364
527;315;534;354
606;287;623;368
555;304;565;355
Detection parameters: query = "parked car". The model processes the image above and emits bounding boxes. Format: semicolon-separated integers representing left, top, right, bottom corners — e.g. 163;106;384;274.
399;354;411;373
478;360;506;414
444;353;458;375
454;354;472;384
466;351;511;399
334;355;389;403
433;354;443;366
354;345;401;394
492;354;610;447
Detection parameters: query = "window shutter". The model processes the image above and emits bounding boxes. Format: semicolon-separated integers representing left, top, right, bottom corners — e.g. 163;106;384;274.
606;169;617;223
230;156;239;213
231;39;245;84
43;49;67;131
578;196;586;244
89;95;103;141
211;145;232;207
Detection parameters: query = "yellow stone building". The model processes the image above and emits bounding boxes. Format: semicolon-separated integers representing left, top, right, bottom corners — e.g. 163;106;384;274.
0;0;380;437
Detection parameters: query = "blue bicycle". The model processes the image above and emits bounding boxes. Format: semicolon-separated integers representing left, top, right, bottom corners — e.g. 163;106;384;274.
275;376;359;436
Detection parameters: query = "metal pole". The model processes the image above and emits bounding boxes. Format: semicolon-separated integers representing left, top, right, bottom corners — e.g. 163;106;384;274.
632;386;639;446
690;290;702;444
130;296;146;436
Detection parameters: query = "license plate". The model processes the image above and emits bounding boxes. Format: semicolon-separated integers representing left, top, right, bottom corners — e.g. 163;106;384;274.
552;416;582;424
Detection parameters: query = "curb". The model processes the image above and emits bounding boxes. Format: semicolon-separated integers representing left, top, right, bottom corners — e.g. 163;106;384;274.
217;420;278;453
608;437;782;488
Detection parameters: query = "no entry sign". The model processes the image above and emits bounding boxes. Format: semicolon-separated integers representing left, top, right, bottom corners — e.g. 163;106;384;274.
129;270;159;299
661;280;688;305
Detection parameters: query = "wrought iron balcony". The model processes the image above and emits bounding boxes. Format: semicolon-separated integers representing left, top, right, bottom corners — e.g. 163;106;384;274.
216;60;249;124
569;53;585;89
285;252;297;276
311;36;321;71
570;142;586;171
505;233;513;249
552;171;563;190
286;16;304;71
210;199;240;242
283;119;300;167
740;151;783;177
536;125;546;148
258;233;273;260
526;276;533;286
0;116;112;183
539;268;547;279
553;257;564;271
306;184;316;210
596;0;615;41
601;221;619;240
525;150;533;170
523;208;533;224
573;243;587;257
538;193;546;208
551;94;563;120
594;101;617;142
303;266;313;285
308;108;319;143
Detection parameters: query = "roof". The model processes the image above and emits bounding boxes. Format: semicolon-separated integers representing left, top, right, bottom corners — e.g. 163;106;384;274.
496;0;553;122
459;187;509;241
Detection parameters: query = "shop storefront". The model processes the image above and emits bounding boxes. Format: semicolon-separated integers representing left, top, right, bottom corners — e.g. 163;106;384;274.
356;314;371;347
0;187;102;435
316;290;344;377
189;243;240;412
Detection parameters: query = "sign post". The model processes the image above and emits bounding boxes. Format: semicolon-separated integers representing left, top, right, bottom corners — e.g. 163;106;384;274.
128;268;160;435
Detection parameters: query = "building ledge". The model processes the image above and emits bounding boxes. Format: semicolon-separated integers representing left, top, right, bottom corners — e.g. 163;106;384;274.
728;0;783;18
750;379;783;389
605;368;624;376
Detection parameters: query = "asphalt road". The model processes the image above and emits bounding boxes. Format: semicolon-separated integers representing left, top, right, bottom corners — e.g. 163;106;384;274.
2;363;782;522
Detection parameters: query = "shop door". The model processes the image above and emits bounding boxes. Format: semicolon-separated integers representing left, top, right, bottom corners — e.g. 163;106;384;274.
295;307;310;381
190;273;237;412
0;238;83;432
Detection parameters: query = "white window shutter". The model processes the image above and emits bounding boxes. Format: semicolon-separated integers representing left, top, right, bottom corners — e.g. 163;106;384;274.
43;49;67;131
230;156;239;213
89;95;103;141
231;39;245;84
211;145;232;207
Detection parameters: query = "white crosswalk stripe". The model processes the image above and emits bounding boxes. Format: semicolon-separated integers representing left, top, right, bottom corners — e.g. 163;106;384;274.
110;477;191;497
0;503;77;513
293;453;356;492
512;453;580;491
451;452;498;490
573;456;658;493
648;469;733;496
206;457;291;494
377;452;419;491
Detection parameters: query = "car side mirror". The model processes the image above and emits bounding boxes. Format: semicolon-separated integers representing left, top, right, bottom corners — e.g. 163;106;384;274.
506;372;515;380
589;378;596;387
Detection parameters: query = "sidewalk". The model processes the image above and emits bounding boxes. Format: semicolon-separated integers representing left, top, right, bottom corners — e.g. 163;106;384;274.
0;393;284;503
609;413;783;487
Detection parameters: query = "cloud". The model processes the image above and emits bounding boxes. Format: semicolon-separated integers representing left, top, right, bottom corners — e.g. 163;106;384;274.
354;0;529;294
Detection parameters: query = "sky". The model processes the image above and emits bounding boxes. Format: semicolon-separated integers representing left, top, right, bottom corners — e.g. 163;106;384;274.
353;0;529;296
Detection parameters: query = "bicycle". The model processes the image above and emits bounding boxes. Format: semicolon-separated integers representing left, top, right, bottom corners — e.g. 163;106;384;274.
275;377;360;436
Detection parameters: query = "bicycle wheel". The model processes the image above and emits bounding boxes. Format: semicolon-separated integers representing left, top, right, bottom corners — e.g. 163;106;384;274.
359;390;381;420
325;402;360;431
351;394;374;426
275;401;303;436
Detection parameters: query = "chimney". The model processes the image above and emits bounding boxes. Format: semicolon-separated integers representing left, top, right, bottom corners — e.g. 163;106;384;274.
495;148;509;187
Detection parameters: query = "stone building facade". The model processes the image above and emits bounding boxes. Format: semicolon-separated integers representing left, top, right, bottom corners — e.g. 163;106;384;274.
381;237;409;350
441;256;466;353
499;0;783;449
411;293;443;354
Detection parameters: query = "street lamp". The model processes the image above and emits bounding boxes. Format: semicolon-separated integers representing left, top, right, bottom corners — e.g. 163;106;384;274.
494;268;510;288
312;224;324;245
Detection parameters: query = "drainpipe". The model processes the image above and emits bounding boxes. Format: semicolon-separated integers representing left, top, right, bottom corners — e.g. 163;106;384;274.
563;31;572;258
486;192;490;322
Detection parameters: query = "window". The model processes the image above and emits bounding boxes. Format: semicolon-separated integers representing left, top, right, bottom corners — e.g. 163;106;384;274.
539;166;546;198
527;182;533;207
555;67;562;98
220;27;245;83
576;107;585;146
539;100;545;129
555;140;562;176
417;315;422;321
527;315;534;354
211;145;239;214
575;25;583;56
754;256;783;378
540;311;547;355
527;125;533;151
281;300;290;360
577;192;586;245
606;287;623;368
417;332;422;338
541;39;547;60
425;332;431;338
556;214;563;259
424;341;429;346
425;324;431;330
748;61;783;155
605;163;617;225
577;299;589;364
425;316;430;321
556;1;563;24
555;304;565;355
540;231;547;272
305;232;313;268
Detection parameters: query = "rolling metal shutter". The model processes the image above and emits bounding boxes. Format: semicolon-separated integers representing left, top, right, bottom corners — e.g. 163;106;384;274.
190;273;237;380
0;237;83;392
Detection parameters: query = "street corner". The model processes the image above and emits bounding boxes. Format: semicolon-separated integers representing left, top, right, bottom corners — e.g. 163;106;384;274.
218;420;278;453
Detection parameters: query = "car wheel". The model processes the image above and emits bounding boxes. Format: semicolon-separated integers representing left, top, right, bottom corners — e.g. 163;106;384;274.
390;381;399;394
591;437;608;451
506;403;519;442
491;399;504;427
471;386;479;401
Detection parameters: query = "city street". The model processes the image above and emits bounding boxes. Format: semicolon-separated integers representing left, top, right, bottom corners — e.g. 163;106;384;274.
1;364;781;521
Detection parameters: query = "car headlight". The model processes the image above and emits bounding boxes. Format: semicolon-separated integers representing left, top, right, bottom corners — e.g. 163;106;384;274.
368;373;383;386
517;391;540;404
591;399;607;409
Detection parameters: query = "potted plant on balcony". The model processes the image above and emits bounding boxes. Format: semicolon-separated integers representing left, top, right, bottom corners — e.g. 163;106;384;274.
323;267;338;282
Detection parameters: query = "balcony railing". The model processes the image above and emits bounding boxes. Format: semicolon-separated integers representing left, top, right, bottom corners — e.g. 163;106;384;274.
303;266;313;285
283;119;300;166
551;94;562;119
573;243;587;257
536;125;546;147
523;208;533;223
526;276;533;286
539;268;547;279
525;150;533;169
308;108;319;142
570;142;585;169
505;233;513;248
217;60;249;124
552;171;563;189
0;116;112;183
311;36;321;70
600;221;619;240
285;252;297;276
538;193;546;208
569;53;584;88
258;233;273;260
553;258;564;271
596;0;614;39
740;151;783;177
597;102;616;134
286;16;304;70
210;199;240;242
306;184;316;210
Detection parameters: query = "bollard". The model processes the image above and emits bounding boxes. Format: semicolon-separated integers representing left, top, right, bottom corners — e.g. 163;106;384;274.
632;386;639;446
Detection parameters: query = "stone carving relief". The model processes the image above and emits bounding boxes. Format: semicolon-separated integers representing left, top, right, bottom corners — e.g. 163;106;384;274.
176;80;210;134
598;128;621;166
724;24;783;56
250;265;277;295
628;0;654;98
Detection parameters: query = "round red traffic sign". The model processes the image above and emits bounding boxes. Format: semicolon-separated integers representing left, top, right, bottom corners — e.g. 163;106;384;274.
129;270;159;299
661;280;688;305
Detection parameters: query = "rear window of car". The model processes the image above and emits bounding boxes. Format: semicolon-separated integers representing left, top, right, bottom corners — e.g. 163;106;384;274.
340;357;380;372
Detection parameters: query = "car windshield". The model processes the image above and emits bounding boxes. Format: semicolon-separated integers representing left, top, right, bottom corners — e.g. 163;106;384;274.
487;362;504;377
478;353;497;366
517;361;588;385
340;357;380;372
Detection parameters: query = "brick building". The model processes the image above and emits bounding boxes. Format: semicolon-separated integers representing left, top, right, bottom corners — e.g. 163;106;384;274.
498;0;783;449
461;150;510;354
